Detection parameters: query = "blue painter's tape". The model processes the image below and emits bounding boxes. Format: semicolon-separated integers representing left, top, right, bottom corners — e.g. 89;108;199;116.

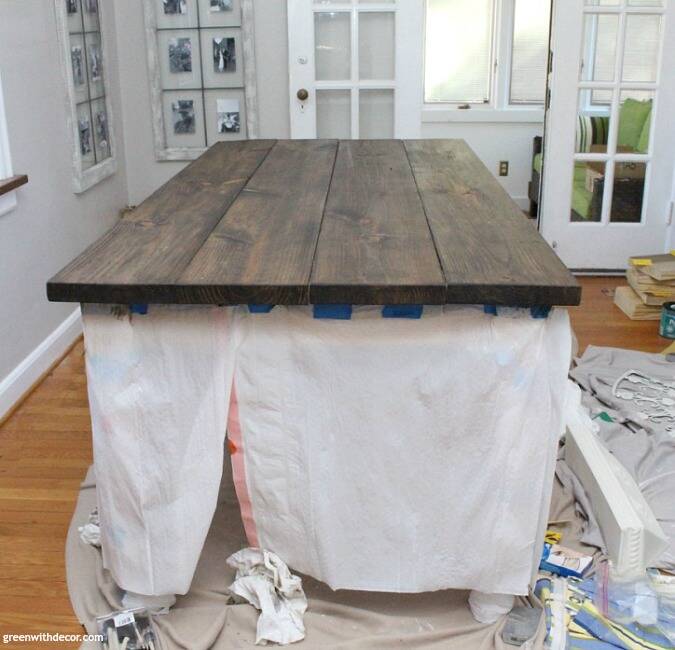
130;304;148;315
530;305;551;319
382;305;423;319
484;305;498;316
313;304;352;320
248;304;274;314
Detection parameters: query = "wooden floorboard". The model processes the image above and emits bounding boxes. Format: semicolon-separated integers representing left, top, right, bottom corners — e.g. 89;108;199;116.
0;278;667;646
181;139;338;305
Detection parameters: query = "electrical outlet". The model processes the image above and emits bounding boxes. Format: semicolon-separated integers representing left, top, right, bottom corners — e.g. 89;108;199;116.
499;161;509;176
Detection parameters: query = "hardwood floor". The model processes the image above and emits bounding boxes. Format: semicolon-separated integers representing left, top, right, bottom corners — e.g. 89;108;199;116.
568;277;666;354
0;278;668;647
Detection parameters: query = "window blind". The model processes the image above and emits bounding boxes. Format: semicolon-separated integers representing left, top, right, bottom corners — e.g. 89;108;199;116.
510;0;551;104
424;0;494;103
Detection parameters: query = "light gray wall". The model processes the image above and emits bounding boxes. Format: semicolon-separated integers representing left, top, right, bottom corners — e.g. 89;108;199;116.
114;0;290;206
0;0;129;382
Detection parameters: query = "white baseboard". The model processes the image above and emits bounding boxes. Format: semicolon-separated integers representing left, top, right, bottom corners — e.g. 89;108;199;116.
512;196;530;210
0;307;82;420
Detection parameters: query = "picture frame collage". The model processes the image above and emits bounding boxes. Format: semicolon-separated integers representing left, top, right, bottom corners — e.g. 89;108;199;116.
66;0;112;170
145;0;257;160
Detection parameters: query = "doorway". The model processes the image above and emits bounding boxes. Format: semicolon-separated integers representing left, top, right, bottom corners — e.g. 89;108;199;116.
540;0;675;270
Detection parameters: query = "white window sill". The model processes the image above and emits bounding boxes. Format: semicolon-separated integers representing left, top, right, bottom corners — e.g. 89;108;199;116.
422;106;545;124
0;191;17;217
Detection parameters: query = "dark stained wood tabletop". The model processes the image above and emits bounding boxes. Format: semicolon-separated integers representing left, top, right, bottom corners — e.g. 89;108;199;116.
47;139;581;306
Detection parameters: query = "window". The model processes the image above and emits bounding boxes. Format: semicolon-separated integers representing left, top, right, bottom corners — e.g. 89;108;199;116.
0;69;18;217
425;0;494;103
424;0;551;108
581;12;661;106
0;71;12;181
510;0;551;103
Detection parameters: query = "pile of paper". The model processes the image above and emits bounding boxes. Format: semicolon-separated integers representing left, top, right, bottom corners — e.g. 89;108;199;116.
614;253;675;320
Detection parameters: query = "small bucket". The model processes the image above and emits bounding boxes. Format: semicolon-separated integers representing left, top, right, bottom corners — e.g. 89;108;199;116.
660;302;675;340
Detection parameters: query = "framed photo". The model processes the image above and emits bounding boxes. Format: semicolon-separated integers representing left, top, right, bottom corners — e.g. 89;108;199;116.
69;33;89;104
204;89;246;143
200;28;243;88
86;32;105;98
155;0;198;29
197;0;241;28
76;102;96;170
143;0;257;160
82;0;100;32
55;0;116;192
157;29;202;90
91;97;111;162
162;90;206;149
66;0;83;34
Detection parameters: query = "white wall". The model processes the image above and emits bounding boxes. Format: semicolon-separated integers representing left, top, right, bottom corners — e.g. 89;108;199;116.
113;0;290;205
0;1;128;404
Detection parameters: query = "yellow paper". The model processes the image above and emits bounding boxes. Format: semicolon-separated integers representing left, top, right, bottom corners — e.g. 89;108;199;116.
544;530;562;544
631;258;652;266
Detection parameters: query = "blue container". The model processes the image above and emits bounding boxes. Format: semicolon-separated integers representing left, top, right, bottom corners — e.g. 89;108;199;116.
660;301;675;340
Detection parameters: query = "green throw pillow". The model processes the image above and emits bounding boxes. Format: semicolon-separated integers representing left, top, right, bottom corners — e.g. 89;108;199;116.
636;111;652;153
617;99;652;150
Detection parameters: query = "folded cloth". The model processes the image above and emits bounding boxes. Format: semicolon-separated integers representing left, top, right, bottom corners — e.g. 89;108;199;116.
226;548;307;646
121;592;176;614
468;591;515;624
78;508;101;548
570;346;675;570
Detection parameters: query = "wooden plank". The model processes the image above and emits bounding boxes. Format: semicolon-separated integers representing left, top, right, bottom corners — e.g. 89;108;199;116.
404;139;581;306
179;139;338;304
310;140;446;304
47;140;276;303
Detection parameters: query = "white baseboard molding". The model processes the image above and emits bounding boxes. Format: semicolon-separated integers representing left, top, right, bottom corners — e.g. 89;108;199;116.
512;196;530;211
565;388;668;578
0;307;82;420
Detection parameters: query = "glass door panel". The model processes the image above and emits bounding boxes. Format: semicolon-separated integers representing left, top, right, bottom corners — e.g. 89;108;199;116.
541;0;674;269
289;0;397;138
571;1;662;226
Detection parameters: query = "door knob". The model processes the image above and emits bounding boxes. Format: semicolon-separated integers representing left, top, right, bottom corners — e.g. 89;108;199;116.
296;88;309;101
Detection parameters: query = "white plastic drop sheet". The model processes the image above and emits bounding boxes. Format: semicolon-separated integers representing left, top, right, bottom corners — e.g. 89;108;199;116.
232;305;572;596
82;304;571;599
82;305;238;596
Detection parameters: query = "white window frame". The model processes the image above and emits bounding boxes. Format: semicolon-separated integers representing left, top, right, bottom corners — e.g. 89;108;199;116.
54;0;117;194
422;0;549;123
0;69;18;217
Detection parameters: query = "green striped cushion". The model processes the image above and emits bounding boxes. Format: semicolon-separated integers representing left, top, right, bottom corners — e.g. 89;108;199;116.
576;115;609;153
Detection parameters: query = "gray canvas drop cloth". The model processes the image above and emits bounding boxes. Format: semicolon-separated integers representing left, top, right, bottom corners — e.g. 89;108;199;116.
571;345;675;436
67;456;592;650
570;346;675;569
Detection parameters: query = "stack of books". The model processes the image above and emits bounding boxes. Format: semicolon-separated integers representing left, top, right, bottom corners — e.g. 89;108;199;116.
614;253;675;320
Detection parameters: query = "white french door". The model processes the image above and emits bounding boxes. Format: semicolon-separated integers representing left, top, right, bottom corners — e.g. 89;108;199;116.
541;0;675;270
287;0;422;139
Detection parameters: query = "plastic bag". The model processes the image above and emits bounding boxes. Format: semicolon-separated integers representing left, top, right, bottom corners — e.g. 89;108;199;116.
594;563;675;645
